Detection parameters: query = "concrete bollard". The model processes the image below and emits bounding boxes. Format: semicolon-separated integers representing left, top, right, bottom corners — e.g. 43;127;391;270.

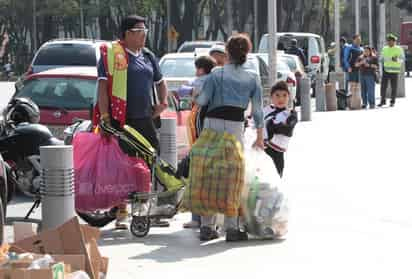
300;77;312;121
349;84;362;110
315;73;326;112
159;118;177;169
325;83;338;111
330;71;346;91
40;146;75;231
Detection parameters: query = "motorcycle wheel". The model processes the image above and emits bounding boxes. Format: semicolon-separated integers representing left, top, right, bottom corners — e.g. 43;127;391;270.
76;207;118;228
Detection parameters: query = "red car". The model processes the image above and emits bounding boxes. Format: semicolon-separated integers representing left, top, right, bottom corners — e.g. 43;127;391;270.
12;67;191;159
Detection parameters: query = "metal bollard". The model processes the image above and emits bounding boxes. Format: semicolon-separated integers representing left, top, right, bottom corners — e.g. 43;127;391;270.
300;77;312;121
40;146;75;231
315;73;326;112
325;83;338;111
159;118;177;169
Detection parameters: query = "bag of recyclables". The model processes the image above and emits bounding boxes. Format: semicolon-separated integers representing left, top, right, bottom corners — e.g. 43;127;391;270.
242;129;289;239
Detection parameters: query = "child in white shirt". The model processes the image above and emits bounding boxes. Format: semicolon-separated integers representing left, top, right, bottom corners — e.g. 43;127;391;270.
263;81;298;177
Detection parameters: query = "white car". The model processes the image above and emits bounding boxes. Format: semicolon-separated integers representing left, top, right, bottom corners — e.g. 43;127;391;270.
254;53;297;106
160;52;296;106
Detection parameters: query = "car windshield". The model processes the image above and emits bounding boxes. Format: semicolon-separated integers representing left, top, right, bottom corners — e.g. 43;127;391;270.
34;44;97;66
277;61;290;72
160;58;196;78
179;44;213;53
15;78;97;110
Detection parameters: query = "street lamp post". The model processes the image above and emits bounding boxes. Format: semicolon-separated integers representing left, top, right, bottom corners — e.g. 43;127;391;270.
80;0;85;38
379;0;386;51
335;0;341;71
355;0;360;34
254;0;258;51
33;0;37;51
268;0;277;85
368;0;373;45
167;0;172;52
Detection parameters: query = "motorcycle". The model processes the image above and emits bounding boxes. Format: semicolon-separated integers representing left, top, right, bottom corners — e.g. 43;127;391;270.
0;98;63;198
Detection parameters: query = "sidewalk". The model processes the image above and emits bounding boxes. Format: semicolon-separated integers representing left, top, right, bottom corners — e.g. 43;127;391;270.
4;78;412;279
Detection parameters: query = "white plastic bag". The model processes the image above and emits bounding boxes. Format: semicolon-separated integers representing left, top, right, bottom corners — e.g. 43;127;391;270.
242;130;289;239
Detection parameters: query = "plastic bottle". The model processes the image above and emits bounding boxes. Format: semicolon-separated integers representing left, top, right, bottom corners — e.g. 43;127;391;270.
28;254;54;269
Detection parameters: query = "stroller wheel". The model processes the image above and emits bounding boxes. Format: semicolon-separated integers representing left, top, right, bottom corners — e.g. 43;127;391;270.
130;217;150;237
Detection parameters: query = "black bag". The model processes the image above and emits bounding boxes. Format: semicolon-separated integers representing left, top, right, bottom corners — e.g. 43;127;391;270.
142;48;162;129
336;89;351;110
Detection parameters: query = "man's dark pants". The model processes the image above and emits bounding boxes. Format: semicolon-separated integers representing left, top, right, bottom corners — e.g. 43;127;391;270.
113;117;159;156
380;71;399;105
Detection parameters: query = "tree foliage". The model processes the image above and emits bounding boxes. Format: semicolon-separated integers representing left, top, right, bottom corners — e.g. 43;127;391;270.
0;0;352;74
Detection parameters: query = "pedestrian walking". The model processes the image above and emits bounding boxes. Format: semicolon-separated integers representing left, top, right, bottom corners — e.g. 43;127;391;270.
343;34;363;106
180;55;217;229
263;81;298;177
188;34;264;242
209;44;227;67
378;34;405;107
93;15;169;230
357;46;378;109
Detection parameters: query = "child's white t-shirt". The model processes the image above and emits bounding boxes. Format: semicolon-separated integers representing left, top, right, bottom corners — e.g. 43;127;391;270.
263;105;292;152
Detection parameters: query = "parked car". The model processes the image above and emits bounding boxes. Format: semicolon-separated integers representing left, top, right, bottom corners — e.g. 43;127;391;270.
258;32;329;82
253;53;297;106
11;67;191;159
177;41;224;53
279;54;307;104
160;52;296;106
26;39;107;75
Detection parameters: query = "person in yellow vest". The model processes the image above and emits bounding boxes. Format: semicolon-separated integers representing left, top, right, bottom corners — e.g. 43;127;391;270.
94;15;169;230
378;34;405;107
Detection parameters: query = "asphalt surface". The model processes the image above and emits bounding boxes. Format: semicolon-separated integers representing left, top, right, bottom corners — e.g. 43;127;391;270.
1;78;412;279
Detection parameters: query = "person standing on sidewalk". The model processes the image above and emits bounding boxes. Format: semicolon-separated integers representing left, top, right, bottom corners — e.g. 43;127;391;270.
194;34;264;242
94;15;168;230
209;44;227;67
343;34;363;101
378;34;405;107
357;46;378;109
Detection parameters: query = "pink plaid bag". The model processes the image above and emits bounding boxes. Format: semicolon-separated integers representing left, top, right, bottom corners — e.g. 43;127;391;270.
73;132;150;212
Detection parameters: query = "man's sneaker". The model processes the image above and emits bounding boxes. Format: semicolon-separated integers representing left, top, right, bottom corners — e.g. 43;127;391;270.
225;229;248;242
151;218;170;228
115;207;129;230
361;105;367;109
183;220;200;229
199;226;219;241
378;102;386;107
390;102;395;107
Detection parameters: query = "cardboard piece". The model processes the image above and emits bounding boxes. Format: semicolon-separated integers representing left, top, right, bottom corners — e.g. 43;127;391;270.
0;254;85;279
11;217;105;279
13;222;37;243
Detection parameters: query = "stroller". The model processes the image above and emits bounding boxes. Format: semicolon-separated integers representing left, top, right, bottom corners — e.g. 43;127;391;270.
68;120;185;237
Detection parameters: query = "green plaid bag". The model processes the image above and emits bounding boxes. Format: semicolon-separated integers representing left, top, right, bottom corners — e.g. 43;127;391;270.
183;128;245;217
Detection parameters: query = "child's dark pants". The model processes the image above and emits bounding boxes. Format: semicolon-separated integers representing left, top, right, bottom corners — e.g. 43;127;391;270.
265;147;284;177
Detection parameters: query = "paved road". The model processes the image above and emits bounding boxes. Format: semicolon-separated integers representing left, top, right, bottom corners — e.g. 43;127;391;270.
2;79;412;279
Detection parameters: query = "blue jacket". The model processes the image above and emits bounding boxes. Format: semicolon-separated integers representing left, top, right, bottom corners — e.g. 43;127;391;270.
343;44;363;71
195;64;264;128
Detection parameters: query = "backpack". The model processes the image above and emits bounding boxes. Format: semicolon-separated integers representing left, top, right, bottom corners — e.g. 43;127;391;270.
142;48;162;129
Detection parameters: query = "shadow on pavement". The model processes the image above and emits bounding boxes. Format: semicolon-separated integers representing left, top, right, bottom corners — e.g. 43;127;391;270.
98;227;285;263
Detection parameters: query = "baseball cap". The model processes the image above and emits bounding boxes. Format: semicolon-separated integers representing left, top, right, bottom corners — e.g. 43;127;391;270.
209;44;226;55
386;33;397;41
